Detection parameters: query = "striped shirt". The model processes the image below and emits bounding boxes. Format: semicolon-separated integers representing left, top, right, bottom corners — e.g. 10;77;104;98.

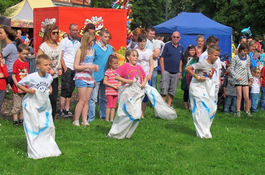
105;69;119;95
74;50;95;84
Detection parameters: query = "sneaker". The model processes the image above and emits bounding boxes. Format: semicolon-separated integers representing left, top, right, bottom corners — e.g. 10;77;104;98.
65;109;74;117
72;120;80;126
60;109;66;117
13;121;19;126
19;119;23;124
81;121;90;126
246;111;252;117
236;111;240;117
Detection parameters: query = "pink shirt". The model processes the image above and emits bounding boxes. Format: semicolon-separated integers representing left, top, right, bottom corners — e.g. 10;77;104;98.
115;63;146;84
105;69;119;95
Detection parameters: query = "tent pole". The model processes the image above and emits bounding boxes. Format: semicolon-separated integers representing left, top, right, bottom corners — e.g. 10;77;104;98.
165;0;168;20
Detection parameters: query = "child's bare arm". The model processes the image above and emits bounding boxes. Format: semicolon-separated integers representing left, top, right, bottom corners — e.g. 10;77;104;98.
104;75;118;89
12;74;23;93
49;86;52;95
140;77;148;89
115;75;133;85
185;65;206;81
17;85;35;94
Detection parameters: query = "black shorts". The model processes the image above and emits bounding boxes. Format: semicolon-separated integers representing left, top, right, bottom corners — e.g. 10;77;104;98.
60;68;76;98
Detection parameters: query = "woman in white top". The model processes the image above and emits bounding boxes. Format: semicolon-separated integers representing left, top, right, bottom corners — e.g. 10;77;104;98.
136;34;153;118
37;25;62;119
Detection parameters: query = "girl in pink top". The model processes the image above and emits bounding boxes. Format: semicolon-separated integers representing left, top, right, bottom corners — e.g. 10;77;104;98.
103;56;120;122
115;49;147;88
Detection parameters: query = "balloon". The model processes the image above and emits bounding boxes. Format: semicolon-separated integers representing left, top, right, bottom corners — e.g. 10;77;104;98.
241;27;252;36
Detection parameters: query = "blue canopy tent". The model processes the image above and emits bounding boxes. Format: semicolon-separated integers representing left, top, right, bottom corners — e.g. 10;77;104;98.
154;12;233;56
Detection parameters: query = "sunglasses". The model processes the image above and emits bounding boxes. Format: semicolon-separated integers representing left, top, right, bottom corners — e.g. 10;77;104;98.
89;27;95;30
240;36;247;39
173;36;180;38
52;31;59;35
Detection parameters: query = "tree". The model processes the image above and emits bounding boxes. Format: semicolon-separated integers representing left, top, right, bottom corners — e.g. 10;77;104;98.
130;0;165;29
0;0;22;16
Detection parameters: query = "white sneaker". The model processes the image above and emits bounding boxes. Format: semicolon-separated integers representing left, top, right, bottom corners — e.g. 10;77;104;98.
81;121;90;126
72;120;80;126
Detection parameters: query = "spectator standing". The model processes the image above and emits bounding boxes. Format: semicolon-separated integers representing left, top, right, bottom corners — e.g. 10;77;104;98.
180;44;198;109
259;49;265;67
145;27;160;89
0;25;17;87
136;34;153;118
73;32;97;126
160;31;184;106
103;56;119;122
59;23;81;117
11;44;29;125
88;29;113;122
249;68;261;113
153;35;164;89
248;40;259;68
260;65;265;109
0;53;8;122
223;67;237;113
37;25;62;119
195;35;205;57
230;43;253;117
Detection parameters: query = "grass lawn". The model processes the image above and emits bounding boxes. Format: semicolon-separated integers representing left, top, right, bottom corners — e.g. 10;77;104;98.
1;83;265;174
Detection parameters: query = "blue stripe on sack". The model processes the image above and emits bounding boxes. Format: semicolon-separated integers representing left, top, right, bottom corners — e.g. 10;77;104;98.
202;101;210;113
192;98;196;113
210;114;215;119
25;111;50;136
24;103;27;108
123;103;140;122
150;90;156;107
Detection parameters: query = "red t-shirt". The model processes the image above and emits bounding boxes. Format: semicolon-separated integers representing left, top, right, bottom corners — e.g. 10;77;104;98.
12;59;29;93
105;69;119;96
261;66;265;87
0;64;9;91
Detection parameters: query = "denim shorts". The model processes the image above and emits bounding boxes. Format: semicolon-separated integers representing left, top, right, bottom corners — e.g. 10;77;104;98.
75;79;94;88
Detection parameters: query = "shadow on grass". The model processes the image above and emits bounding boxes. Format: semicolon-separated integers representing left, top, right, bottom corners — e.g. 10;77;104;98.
14;138;27;152
95;124;111;136
164;122;195;137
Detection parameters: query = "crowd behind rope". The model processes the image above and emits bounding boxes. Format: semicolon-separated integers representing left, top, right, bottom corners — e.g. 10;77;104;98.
1;24;265;131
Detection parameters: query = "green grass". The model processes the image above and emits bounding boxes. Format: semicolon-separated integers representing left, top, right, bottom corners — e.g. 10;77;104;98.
1;84;265;174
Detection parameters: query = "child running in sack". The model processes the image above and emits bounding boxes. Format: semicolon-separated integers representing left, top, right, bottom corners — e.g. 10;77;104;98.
0;53;9;126
107;49;147;139
17;54;61;159
103;55;120;122
249;68;261;113
73;32;98;126
185;45;221;139
11;44;29;125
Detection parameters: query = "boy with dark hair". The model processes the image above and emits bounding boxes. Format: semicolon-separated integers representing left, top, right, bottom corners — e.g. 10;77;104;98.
11;44;29;125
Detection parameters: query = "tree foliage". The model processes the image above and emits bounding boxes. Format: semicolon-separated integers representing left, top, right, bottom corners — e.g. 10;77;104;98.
0;0;22;16
166;0;265;40
130;0;165;29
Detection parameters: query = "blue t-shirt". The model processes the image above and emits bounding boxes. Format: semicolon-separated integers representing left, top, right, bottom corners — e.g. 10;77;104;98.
92;44;113;82
160;41;183;73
